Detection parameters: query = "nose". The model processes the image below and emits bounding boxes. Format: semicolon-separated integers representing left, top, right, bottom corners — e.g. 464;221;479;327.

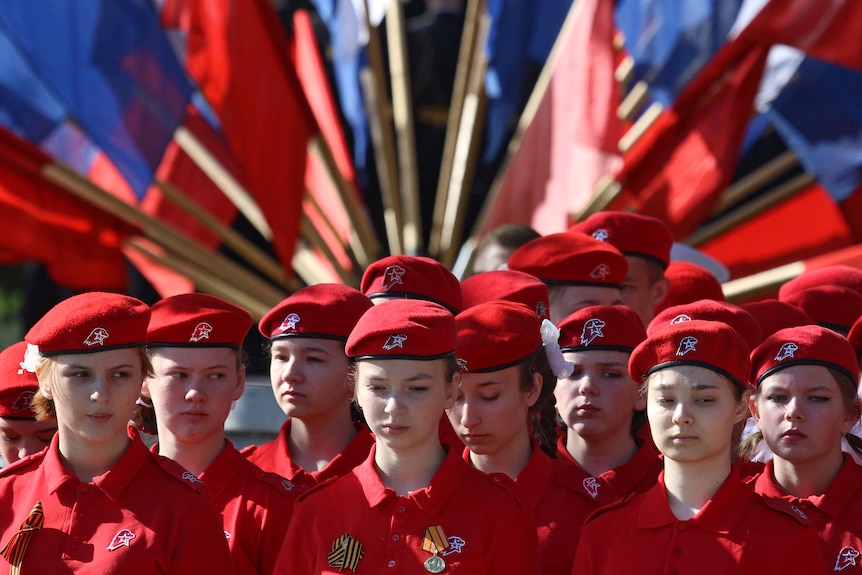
458;400;480;429
784;396;805;421
384;391;406;416
184;376;207;403
89;375;109;402
279;358;302;384
672;401;694;426
577;373;599;396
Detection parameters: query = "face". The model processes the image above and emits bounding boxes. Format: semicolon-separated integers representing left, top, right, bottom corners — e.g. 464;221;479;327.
620;257;667;326
646;366;749;466
549;285;623;324
752;365;859;467
447;365;540;455
0;417;57;464
41;348;144;448
555;350;642;439
355;358;457;454
268;338;352;421
144;347;244;444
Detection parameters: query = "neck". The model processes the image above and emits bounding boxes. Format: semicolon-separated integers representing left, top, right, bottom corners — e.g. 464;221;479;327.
469;430;533;479
662;456;731;521
374;440;447;496
565;426;638;476
57;430;131;483
158;433;226;477
772;448;845;498
288;413;358;472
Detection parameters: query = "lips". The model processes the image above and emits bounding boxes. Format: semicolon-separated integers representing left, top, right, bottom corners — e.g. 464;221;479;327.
781;429;807;440
382;424;408;435
88;413;112;423
460;433;489;444
575;403;600;416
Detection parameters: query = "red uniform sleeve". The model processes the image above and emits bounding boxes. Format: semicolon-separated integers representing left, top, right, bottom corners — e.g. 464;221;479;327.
273;497;316;575
169;493;234;574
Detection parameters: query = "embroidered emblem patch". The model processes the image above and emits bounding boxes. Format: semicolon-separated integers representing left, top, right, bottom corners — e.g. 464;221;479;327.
279;313;301;331
774;342;798;362
580;318;606;347
582;477;601;499
84;327;110;346
383;334;408;351
835;546;860;571
107;529;135;551
676;336;698;356
382;265;406;291
189;322;213;343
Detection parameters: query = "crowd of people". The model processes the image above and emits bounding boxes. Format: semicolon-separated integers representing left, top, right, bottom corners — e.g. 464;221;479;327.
0;210;860;573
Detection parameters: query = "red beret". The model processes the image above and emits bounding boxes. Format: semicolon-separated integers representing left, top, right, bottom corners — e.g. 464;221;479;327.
461;270;550;319
0;342;39;419
751;325;859;386
259;284;372;341
557;305;646;352
507;232;628;288
630;320;751;388
740;299;813;340
456;301;541;372
778;265;862;300
570;211;673;269
26;292;150;355
780;285;862;334
848;315;862;360
649;299;763;351
655;261;725;314
346;300;456;360
148;293;253;349
360;255;462;314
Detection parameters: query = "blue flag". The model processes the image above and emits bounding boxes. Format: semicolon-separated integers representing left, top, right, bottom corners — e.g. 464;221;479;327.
0;1;193;198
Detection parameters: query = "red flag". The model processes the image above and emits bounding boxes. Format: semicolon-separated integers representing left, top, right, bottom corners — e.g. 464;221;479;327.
0;127;137;290
479;0;622;237
162;0;317;272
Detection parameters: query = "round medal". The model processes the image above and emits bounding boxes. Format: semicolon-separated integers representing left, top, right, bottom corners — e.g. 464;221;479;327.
424;555;446;573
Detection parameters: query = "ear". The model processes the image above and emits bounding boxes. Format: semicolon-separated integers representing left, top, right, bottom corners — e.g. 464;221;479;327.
650;277;670;307
443;371;460;410
141;378;151;398
524;372;543;408
633;391;647;412
233;364;247;401
39;384;53;401
736;389;754;425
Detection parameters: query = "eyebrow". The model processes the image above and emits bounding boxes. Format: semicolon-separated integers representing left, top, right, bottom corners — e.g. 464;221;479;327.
63;363;137;371
653;382;720;392
367;372;434;382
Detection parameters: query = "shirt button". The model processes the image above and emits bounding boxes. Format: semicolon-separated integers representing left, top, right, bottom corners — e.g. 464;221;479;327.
493;476;501;483
678;523;686;531
398;506;406;514
673;548;682;555
392;534;400;542
388;560;396;568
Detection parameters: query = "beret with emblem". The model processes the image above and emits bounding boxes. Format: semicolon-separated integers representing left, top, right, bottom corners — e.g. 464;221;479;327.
461;270;550;319
346;300;456;360
741;299;813;340
848;315;862;361
655;261;725;314
779;285;862;335
259;284;372;341
557;305;646;353
456;301;541;373
630;319;751;389
360;255;462;314
751;324;859;386
26;292;150;356
148;293;253;349
649;299;763;351
0;342;39;419
570;211;673;269
507;232;628;288
778;265;862;300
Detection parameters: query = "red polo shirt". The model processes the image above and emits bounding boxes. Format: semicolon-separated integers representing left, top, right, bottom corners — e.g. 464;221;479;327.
752;454;862;572
275;445;540;574
556;435;662;498
156;439;295;575
572;469;828;575
0;427;232;574
242;420;373;494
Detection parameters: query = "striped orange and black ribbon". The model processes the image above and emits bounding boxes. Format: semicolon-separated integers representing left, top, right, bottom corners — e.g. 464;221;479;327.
422;525;449;555
327;533;364;572
0;501;44;574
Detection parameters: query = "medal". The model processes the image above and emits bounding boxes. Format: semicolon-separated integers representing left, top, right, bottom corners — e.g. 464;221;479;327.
422;525;449;573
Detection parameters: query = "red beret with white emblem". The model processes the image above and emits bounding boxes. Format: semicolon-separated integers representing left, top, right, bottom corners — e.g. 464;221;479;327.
557;305;646;353
751;324;859;386
26;292;150;355
778;265;862;300
259;284;372;341
0;342;39;419
741;299;813;340
649;299;764;351
461;270;550;319
360;255;462;314
148;293;253;349
655;261;725;314
848;315;862;360
629;319;751;388
779;285;862;335
570;211;673;269
456;301;541;372
507;232;628;288
346;300;456;360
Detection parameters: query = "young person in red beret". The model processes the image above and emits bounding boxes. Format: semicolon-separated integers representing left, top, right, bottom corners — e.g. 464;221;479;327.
243;284;374;493
655;261;725;315
0;292;231;574
276;300;540;574
0;341;57;464
460;269;550;320
744;326;862;571
554;306;660;499
143;293;294;575
508;232;627;324
573;320;828;575
450;300;590;575
360;255;463;314
571;211;673;326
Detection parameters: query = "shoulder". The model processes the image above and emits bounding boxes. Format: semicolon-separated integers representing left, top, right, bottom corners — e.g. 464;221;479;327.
293;473;352;506
0;450;45;478
254;466;300;498
584;492;638;524
462;466;531;509
151;454;210;494
758;493;816;527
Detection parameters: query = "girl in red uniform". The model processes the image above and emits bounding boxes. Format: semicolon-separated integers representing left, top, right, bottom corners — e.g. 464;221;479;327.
276;299;540;574
554;305;660;498
572;320;828;575
243;284;374;493
0;341;57;464
143;293;295;575
0;292;231;574
745;325;862;572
